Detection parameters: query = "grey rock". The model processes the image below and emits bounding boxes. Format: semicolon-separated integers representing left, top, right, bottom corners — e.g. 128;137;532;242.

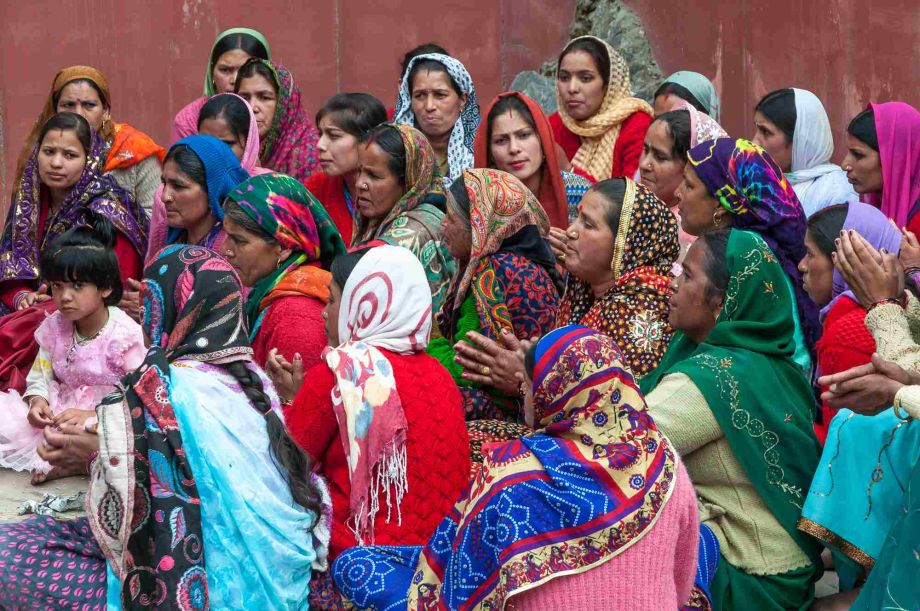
510;71;558;114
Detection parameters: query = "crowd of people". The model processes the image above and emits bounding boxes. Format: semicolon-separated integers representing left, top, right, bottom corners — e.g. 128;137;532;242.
0;26;917;610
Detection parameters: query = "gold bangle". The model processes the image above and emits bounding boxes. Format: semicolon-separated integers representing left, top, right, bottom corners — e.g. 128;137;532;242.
893;392;910;420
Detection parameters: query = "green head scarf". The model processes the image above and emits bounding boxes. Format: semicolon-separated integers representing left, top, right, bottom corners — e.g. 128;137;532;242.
662;70;720;122
203;27;271;96
640;228;822;567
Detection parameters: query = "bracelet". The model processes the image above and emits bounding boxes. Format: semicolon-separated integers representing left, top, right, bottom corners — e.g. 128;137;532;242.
867;296;905;312
893;391;912;421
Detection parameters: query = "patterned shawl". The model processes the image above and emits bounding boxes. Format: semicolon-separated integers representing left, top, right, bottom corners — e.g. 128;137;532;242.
225;172;345;335
640;229;824;570
557;179;679;378
671;99;727;148
474;91;571;228
394;53;480;186
688;137;820;350
555;36;653;182
661;70;721;121
252;60;321;182
862;101;920;227
88;245;253;609
325;244;432;545
0;133;147;284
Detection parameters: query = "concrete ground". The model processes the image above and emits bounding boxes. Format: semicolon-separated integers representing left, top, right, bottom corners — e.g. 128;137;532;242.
0;468;86;522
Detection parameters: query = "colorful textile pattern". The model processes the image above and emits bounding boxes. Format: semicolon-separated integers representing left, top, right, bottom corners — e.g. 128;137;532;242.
555;36;653;181
688;137;819;350
641;229;824;575
466;418;531;464
394;53;480;186
671;100;727;149
661;70;721;122
863;101;920;227
683;523;720;611
202;28;270;97
0;133;147;284
333;325;677;610
556;179;678;378
562;170;594;223
324;244;433;546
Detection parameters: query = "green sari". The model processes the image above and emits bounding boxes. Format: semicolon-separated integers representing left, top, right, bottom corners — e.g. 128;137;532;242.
640;229;823;610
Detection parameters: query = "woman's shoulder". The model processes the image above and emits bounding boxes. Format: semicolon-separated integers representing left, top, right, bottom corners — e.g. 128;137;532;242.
818;297;874;350
304;171;342;196
106;123;166;172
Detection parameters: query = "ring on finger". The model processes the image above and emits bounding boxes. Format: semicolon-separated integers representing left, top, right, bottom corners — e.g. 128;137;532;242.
481;365;491;375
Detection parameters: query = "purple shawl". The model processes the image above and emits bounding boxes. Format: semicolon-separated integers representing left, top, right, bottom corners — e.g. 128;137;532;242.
862;101;920;228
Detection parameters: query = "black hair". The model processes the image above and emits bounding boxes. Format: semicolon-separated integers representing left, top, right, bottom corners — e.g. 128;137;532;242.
222;361;323;521
53;78;109;109
524;341;538;382
197;94;251;141
590;178;627;233
847;108;879;151
448;172;472;219
407;58;463;97
40;210;123;305
164;144;207;191
807;204;849;256
210;32;269;69
331;248;372;290
38;112;93;157
315;93;388;139
485;95;538;166
235;58;279;93
360;124;408;187
652;109;692;159
653;81;707;114
558;38;611;90
400;43;449;78
698;228;731;302
222;199;275;244
755;88;797;143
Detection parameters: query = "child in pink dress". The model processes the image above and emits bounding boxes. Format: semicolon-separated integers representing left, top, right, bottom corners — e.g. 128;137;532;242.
0;213;146;483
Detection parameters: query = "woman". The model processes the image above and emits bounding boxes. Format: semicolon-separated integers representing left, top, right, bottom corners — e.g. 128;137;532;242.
15;65;164;213
843;101;920;234
798;203;901;442
234;58;321;182
393;52;479;185
653;70;721;120
429;168;559;421
222;172;346;367
353;123;456;313
550;36;653;182
146;134;249;261
678;136;818;371
0;245;328;608
641;228;824;610
171;27;271;141
475;91;592;228
333;325;699;610
304;92;389;241
752;88;857;216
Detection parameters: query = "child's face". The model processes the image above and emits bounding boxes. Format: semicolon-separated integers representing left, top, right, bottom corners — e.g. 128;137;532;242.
50;281;111;322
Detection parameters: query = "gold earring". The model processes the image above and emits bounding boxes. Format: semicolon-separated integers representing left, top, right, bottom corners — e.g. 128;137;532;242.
712;211;723;227
276;256;283;269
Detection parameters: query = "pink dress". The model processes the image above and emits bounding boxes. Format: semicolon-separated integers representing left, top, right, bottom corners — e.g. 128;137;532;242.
0;308;146;473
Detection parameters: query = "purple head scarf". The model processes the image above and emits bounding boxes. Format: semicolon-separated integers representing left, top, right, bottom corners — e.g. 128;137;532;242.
861;101;920;228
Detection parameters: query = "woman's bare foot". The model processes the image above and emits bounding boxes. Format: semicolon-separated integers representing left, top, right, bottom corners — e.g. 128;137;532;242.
29;462;85;485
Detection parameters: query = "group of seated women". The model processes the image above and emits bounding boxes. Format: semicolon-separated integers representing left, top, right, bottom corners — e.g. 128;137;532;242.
0;24;917;611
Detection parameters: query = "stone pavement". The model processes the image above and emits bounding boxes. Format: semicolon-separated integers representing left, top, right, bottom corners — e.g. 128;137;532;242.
0;468;86;522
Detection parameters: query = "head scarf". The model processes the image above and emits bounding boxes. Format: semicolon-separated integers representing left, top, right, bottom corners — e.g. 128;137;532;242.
556;36;653;182
672;99;727;148
247;59;321;182
661;70;721;121
202;92;270;175
165;135;250;244
394;53;480;186
0;132;147;284
203;27;271;97
325;244;432;545
862;101;920;228
688;137;820;349
226;172;346;334
557;179;679;378
641;229;824;571
474;91;570;228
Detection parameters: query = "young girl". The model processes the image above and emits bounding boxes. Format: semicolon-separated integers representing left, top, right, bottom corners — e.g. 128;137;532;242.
0;212;146;484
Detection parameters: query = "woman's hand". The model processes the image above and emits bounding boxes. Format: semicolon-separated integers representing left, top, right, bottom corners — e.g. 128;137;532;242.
53;408;96;431
26;397;54;428
265;348;304;404
17;285;50;310
899;228;920;272
547;227;579;263
36;425;99;474
119;279;143;321
817;353;914;415
833;230;904;307
453;329;531;396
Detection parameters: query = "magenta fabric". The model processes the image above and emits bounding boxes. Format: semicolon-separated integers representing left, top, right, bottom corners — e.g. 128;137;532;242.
862;101;920;227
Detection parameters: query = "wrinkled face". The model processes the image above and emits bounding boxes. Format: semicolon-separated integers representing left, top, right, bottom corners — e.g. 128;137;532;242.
56;81;108;133
652;92;681;117
668;240;722;341
489;110;544;185
441;206;472;260
752;110;792;173
675;163;724;236
564;190;615;286
317;116;360;177
198;116;246;160
51;280;111;322
323;280;343;346
798;230;835;306
410;69;466;140
639;120;685;206
237;73;278;139
842;133;883;195
212;49;251;94
38;129;87;192
160;159;211;230
355;142;404;222
556;50;606;121
221;214;286;287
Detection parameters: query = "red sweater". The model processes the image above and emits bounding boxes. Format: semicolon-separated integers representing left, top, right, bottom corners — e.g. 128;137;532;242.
303;172;355;246
251;295;328;370
815;296;876;443
548;110;652;181
285;349;470;560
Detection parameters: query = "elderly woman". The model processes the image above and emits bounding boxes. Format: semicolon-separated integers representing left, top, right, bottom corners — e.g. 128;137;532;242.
641;228;824;610
0;246;328;608
15;65;164;213
393;52;479;185
653;70;721;119
221;172;345;368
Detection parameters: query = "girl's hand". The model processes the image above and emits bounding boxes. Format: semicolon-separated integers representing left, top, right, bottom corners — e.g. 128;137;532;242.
53;408;96;431
265;348;304;404
26;397;54;428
